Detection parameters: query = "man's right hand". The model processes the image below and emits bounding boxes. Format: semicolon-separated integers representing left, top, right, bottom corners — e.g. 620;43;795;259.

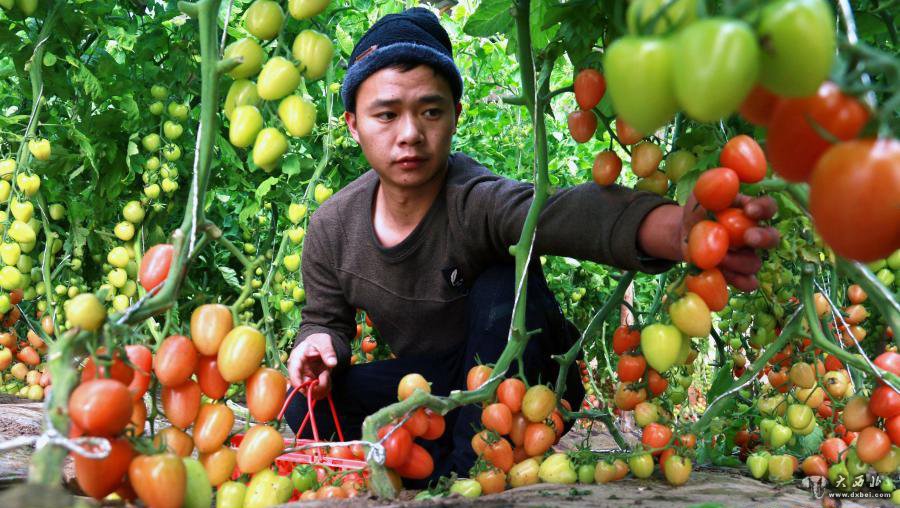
287;333;338;400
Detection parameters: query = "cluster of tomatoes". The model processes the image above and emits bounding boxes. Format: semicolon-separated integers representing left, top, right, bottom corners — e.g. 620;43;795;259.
140;85;191;199
222;0;332;172
0;315;50;400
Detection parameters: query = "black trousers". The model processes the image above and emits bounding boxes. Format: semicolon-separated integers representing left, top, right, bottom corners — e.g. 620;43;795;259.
285;262;584;485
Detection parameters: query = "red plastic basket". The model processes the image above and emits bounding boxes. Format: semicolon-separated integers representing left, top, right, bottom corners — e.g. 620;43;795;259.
229;380;367;500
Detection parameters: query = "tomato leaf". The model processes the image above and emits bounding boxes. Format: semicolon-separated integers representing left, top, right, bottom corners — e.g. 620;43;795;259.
706;358;734;402
218;266;242;291
464;0;514;37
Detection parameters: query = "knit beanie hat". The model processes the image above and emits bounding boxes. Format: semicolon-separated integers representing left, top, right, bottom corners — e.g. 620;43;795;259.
341;7;463;113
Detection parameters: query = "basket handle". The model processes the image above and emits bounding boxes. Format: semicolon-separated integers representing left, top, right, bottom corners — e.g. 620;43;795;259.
278;379;346;445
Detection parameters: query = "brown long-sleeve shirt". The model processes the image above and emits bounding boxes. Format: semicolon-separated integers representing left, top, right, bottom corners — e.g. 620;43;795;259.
296;152;674;364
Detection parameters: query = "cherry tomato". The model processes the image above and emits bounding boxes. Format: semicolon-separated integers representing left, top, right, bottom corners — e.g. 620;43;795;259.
377;425;412;468
738;85;780;126
720;135;767;183
246;367;287;423
401;407;429;437
615;116;643;145
870;385;900;419
394;443;433;479
125;345;152;400
467;365;492;391
574;69;606;110
475;467;506;494
592;151;622;186
642;422;673;455
567;110;597;143
497;378;526;413
612;325;641;355
154;427;194;457
482;402;513;435
139;244;174;292
217;325;266;383
161;379;201;430
685;268;728;311
236;424;284;474
198;446;237;487
820;437;848;464
715;208;755;249
524;422;555;456
617;353;646;382
195;355;230;400
483;437;514;472
522;385;556;423
190;304;233;356
693;167;739;212
857;426;891;464
193;403;234;453
646;369;668;396
81;347;134;385
687;220;729;270
154;335;198;387
69;379;132;437
631;142;663;178
421;409;446;440
74;437;134;500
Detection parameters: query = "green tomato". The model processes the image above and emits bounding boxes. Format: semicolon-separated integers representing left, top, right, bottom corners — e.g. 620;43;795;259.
49;203;65;221
881;476;894;493
449;478;482;498
229;105;264;148
0;243;20;266
877;268;895;287
168;102;190;121
216;481;246;508
767;423;792;449
224;38;265;79
845;449;868;477
257;57;301;101
538;453;577;484
292;30;334;81
828;461;851;491
8;221;35;244
887;249;900;270
577;463;596;484
252;128;288;168
0;181;9;202
182;458;213;508
290;464;316;492
144;184;161;199
28;138;51;160
10;198;33;222
669;292;711;338
145;156;160;171
288;203;307;224
163;120;183;140
629;452;655;479
664;150;696;183
785;404;813;431
0;266;22;290
245;0;284;40
747;453;768;479
107;247;130;268
640;323;682;373
767;454;794;482
626;0;697;35
668;384;686;404
278;95;316;137
244;468;290;508
604;36;677;135
162;144;182;161
288;0;330;20
672;19;759;122
114;221;135;241
224;79;259;120
16;173;40;196
287;227;305;244
314;183;333;204
142;133;161;152
123;201;145;224
757;0;835;97
149;101;164;115
283;254;301;272
151;84;168;100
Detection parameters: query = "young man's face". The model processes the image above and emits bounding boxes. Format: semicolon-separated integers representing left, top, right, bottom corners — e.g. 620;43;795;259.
345;64;462;190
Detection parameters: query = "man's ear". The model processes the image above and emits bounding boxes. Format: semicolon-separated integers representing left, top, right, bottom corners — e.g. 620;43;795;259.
344;111;360;144
452;102;462;134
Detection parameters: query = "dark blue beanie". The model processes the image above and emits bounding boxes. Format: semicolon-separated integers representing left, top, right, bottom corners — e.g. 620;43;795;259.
341;7;463;113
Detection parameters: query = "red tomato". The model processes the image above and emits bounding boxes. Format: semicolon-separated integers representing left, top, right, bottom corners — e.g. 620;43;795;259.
801;455;829;477
467;365;492;391
161;380;201;430
856;426;891;464
715;208;755;249
820;437;848;464
401;407;429;437
17;345;40;366
497;378;526;414
615;116;643;145
809;138;900;261
641;422;673;456
394;444;433;479
886;415;900;446
687;220;729;269
612;325;640;355
361;336;377;354
869;385;900;419
421;409;445;440
483;437;514;472
139;244;175;292
193;403;235;453
568;110;597;143
720;135;767;183
509;412;528;447
574;68;606;110
81;347;134;385
875;352;900;379
481;402;513;435
190;303;233;356
767;82;869;182
377;425;412;468
693;167;739;212
125;345;152;400
69;379;133;436
246;367;287;423
685;268;729;312
195;355;230;399
617;353;646;383
646;369;668;396
824;354;844;372
129;453;186;508
74;437;134;500
592;150;622;186
613;383;646;410
738;85;780;126
154;335;198;387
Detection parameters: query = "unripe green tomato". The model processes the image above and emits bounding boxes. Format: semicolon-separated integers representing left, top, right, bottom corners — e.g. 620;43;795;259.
168;102;190;121
283;254;300;272
288;0;330;20
292;30;333;81
224;80;260;120
123;201;145;223
0;181;9;202
149;101;164;115
0;266;22;290
142;133;161;152
229;106;264;148
122;279;137;298
125;260;138;280
16;173;40;196
114;221;135;241
244;243;256;254
145;156;161;171
163;144;182;161
224;38;265;79
328;82;341;94
48;203;65;221
252;128;288;168
71;258;82;270
244;0;284;40
287;227;305;244
257;57;300;101
66;285;79;298
278;95;316;137
161;178;178;193
0;243;20;266
112;294;129;312
144;184;161;199
163;120;184;140
65;293;106;331
107;247;130;268
108;268;127;288
151;84;169;100
314;183;332;204
292;287;305;302
251;279;262;289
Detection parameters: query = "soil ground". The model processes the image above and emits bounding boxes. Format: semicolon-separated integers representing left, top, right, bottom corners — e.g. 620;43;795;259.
0;395;892;507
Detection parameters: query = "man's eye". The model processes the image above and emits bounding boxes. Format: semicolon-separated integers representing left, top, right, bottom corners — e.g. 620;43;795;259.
376;112;395;120
424;109;442;118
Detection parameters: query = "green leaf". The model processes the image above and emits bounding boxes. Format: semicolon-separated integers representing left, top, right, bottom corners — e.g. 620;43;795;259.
674;169;699;205
335;24;354;56
255;176;279;201
529;0;558;50
706;358;734;402
218;266;242;291
464;0;514;37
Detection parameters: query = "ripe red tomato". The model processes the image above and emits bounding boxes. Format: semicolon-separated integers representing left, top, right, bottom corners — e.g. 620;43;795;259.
125;345;152;400
738;85;780;126
246;367;287;423
139;243;175;292
361;336;377;353
69;379;133;437
394;443;433;479
74;437;134;500
195;355;230;399
574;69;606;111
824;354;844;372
641;422;673;455
715;208;755;249
193;403;235;453
483;437;514;472
615;116;643;145
767;82;869;182
869;385;900;419
236;424;284;474
693;167;739;211
475;467;507;494
482;403;513;435
592;150;622;186
154;335;198;387
467;365;492;391
190;303;233;356
856;426;891;464
617;353;646;382
161;379;201;430
820;437;848;464
401;407;429;437
886;415;900;446
377;424;412;468
568;110;597;143
685;268;729;312
687;220;729;269
612;325;641;355
720;135;767;183
421;409;445;440
808;138;900;261
129;453;186;508
497;378;526;414
801;455;829;477
646;369;668;396
875;352;900;378
81;347;134;385
613;383;646;410
17;346;40;366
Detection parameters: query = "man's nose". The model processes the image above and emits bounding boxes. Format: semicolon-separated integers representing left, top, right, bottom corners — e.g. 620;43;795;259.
397;112;424;145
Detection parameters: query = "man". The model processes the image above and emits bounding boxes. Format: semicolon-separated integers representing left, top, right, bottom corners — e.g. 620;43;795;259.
285;7;778;482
